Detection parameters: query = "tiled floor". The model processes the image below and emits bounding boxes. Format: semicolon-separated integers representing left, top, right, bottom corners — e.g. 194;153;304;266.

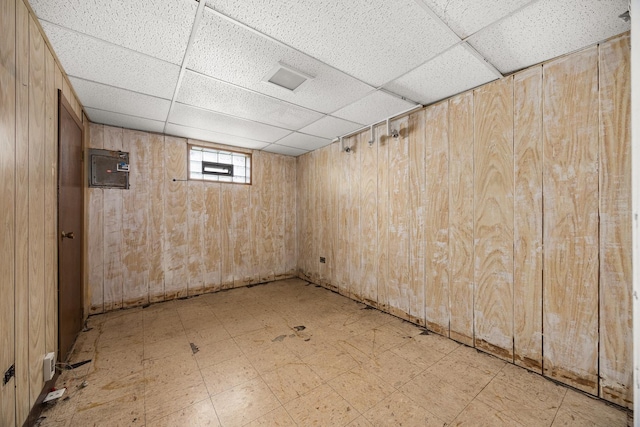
39;279;631;427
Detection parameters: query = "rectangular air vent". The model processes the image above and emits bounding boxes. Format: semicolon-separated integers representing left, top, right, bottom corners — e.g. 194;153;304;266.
263;62;314;92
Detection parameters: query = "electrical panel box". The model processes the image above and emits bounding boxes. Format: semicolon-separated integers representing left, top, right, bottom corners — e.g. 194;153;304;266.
88;148;130;189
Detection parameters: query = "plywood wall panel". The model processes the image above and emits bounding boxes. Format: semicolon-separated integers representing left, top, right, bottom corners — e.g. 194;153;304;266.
87;125;104;313
271;155;285;282
360;130;378;305
448;92;474;346
15;2;30;422
598;34;631;408
513;66;543;373
0;0;16;423
318;147;332;287
296;154;309;281
148;133;165;302
232;185;253;286
347;136;361;300
44;47;57;355
203;183;221;291
187;181;205;295
424;103;450;335
220;183;234;288
387;117;410;318
543;47;599;394
473;77;514;361
335;141;350;294
254;151;275;282
283;155;297;276
376;125;389;311
102;126;124;310
28;15;46;405
164;136;188;298
122;130;150;305
408;111;426;325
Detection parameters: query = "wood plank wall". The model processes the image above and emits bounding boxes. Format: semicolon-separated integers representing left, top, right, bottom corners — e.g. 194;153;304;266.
87;125;298;313
296;33;631;408
1;0;85;425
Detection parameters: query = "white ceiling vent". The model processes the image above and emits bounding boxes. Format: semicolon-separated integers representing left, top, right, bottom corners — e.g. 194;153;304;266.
263;62;314;92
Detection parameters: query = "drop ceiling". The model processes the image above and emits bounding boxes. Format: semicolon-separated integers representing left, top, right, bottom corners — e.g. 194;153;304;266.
30;0;629;156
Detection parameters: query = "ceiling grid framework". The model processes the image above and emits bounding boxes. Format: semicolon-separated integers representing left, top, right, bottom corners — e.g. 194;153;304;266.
30;0;630;156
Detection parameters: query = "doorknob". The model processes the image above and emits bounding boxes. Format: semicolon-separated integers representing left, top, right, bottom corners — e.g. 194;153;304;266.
61;231;75;239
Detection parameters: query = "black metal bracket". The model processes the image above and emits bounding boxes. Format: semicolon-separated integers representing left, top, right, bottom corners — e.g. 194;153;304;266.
3;364;15;386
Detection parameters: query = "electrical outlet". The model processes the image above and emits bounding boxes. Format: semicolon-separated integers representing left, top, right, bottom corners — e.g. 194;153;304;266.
320;257;326;263
43;352;55;381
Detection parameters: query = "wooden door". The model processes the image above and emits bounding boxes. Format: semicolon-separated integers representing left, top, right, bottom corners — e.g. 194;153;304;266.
58;91;84;362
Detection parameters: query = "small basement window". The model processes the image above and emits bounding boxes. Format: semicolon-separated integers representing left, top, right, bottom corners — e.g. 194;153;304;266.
189;145;251;184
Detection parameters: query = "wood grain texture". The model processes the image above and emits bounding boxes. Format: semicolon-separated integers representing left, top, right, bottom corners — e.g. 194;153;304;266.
15;2;30;422
408;110;426;325
318;147;331;287
254;151;275;282
102;126;124;310
232;184;253;286
513;66;543;373
598;34;631;407
543;46;599;394
187;181;205;295
122;130;149;305
325;142;339;290
28;15;46;405
424;102;450;335
163;136;188;298
360;129;378;305
335;140;350;294
44;46;57;355
387;117;410;318
448;92;474;346
148;133;165;302
376;124;389;311
220;183;234;288
203;182;221;291
307;151;319;284
347;136;361;300
296;153;308;280
272;154;286;279
474;77;514;361
87;125;104;313
0;0;16;423
283;155;297;275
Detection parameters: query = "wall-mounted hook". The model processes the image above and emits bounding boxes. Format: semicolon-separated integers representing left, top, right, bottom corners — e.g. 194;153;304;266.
368;125;375;146
386;118;399;138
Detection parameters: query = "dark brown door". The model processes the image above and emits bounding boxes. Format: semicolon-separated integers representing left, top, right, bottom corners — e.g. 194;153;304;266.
58;91;84;362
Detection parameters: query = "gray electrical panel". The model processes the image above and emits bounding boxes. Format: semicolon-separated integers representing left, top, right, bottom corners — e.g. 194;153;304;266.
88;148;130;189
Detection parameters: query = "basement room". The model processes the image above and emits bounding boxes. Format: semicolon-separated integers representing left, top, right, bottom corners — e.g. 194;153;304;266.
1;0;638;426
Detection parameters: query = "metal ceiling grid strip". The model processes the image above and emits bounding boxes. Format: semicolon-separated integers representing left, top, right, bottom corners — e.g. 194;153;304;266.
163;0;208;134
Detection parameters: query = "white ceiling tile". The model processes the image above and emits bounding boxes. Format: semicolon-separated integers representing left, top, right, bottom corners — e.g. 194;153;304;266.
69;77;171;121
384;44;498;105
169;103;292;143
332;91;417;126
41;22;180;99
85;108;166;134
468;0;630;74
177;71;323;129
30;0;195;64
298;116;363;139
165;123;270;150
203;0;459;86
274;133;332;151
262;144;308;157
187;10;373;113
420;0;533;38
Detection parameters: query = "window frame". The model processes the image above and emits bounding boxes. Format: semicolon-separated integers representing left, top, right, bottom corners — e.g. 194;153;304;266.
187;143;252;185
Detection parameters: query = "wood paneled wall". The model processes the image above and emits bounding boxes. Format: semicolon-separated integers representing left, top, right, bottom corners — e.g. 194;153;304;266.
296;33;631;408
1;0;84;425
86;125;297;313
